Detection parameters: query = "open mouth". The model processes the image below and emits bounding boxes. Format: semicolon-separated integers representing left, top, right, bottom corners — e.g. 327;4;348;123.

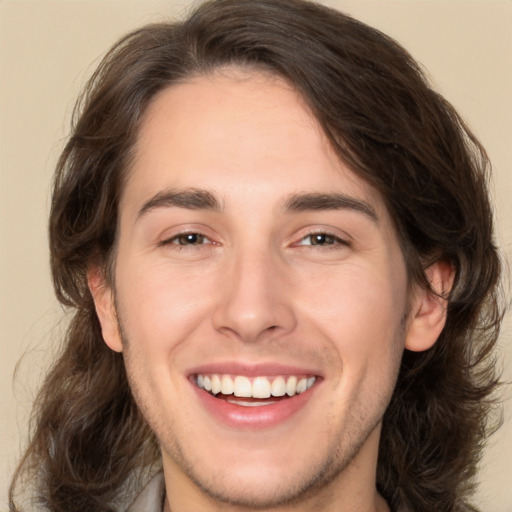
194;374;316;407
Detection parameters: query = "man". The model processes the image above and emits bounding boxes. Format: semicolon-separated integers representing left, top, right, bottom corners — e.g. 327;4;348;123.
9;1;503;511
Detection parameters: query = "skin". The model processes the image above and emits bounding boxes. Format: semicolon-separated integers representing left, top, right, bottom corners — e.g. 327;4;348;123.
90;70;450;512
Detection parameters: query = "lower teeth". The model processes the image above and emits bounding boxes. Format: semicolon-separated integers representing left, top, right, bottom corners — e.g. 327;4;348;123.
226;399;277;407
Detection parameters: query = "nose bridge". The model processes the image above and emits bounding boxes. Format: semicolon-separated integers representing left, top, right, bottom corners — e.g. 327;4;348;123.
212;241;295;342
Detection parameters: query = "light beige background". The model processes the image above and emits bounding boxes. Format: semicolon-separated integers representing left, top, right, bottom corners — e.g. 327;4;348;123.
1;1;511;510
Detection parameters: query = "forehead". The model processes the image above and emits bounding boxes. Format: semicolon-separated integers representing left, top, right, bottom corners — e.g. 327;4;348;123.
123;70;387;221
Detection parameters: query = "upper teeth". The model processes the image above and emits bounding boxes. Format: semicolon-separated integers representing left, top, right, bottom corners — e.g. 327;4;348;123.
196;374;316;398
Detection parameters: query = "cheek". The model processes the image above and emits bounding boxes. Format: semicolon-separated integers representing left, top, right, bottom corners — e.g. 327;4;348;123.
300;260;406;333
114;257;217;353
296;260;407;379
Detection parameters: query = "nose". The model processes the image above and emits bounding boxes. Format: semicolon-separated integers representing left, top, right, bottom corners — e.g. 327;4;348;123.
211;246;297;343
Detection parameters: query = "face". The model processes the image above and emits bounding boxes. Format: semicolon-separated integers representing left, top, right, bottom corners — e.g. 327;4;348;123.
92;71;440;510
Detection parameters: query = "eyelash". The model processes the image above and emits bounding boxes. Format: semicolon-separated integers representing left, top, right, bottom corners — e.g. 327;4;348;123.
295;231;349;249
160;232;213;247
160;230;348;249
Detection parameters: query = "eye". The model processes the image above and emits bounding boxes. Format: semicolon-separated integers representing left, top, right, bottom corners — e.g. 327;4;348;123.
162;232;211;246
297;232;346;247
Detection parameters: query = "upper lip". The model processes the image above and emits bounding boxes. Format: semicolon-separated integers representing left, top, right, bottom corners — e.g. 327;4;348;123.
187;361;322;378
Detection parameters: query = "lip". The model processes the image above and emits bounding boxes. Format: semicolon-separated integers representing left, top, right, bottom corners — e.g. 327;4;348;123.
188;361;322;378
188;362;321;430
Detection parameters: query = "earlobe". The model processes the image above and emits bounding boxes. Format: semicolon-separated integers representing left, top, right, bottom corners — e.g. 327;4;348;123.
405;260;455;352
87;266;123;353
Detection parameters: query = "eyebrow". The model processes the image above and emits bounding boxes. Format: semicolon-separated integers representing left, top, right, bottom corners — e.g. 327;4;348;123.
284;192;379;222
137;188;221;219
136;188;378;223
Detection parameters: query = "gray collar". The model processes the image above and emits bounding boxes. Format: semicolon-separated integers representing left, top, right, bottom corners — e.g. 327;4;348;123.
125;472;165;512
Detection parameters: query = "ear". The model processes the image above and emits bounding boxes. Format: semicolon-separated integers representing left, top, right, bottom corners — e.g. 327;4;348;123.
88;266;123;353
405;260;455;352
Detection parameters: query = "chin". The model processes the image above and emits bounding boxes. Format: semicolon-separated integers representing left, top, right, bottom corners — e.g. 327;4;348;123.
161;421;378;510
180;458;340;509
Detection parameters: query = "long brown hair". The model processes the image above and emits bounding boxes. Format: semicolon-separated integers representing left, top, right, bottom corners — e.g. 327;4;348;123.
10;1;503;511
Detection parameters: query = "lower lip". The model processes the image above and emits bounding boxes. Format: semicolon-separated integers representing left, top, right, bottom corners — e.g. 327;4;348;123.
192;382;318;430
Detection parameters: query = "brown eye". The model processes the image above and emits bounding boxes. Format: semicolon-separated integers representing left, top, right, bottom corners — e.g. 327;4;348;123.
309;233;336;245
172;233;207;245
298;233;340;246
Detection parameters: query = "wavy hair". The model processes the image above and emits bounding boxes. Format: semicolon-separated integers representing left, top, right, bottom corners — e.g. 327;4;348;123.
10;1;503;511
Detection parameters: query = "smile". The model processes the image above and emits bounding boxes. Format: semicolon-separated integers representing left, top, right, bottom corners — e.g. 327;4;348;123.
191;370;320;428
195;374;317;403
